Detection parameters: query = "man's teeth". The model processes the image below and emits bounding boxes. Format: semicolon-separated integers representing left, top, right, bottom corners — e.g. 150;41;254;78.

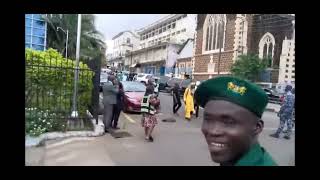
211;142;225;147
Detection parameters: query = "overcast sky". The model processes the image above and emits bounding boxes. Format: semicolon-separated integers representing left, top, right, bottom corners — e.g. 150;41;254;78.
95;14;169;53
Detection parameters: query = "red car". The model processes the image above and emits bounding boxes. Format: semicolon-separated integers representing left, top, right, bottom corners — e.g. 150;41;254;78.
122;81;146;113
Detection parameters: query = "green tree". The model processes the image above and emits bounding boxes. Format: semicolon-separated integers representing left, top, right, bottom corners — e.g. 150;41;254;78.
231;54;268;82
42;14;106;60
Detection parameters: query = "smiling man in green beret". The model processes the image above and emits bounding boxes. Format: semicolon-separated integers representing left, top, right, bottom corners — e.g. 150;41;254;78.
195;76;277;166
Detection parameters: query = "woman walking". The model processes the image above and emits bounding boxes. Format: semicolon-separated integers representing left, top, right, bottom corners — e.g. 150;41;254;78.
183;83;195;121
141;85;159;142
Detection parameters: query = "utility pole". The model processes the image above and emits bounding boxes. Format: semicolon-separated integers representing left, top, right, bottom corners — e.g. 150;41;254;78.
71;14;81;118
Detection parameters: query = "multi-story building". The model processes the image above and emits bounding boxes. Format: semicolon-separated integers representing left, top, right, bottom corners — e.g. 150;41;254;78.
25;14;47;51
108;31;139;70
277;37;295;92
126;14;197;75
192;14;295;87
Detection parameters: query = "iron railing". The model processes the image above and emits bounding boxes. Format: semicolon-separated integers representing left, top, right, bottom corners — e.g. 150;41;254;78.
25;52;98;131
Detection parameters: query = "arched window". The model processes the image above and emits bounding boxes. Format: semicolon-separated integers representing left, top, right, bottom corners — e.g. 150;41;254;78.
203;14;226;53
259;32;275;62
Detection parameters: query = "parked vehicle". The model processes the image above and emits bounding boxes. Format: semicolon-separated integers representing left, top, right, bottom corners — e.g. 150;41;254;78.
122;81;146;113
99;73;108;92
135;73;153;85
263;88;282;104
157;76;171;92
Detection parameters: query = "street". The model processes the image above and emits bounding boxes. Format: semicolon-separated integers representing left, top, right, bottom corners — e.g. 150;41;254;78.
26;92;295;166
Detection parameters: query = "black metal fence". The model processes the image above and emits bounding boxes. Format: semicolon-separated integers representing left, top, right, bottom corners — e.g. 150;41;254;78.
25;50;99;133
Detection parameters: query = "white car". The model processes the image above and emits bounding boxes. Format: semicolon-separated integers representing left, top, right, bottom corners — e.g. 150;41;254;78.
135;73;153;85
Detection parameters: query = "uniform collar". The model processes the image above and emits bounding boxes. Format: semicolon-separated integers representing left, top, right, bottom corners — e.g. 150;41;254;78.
234;143;263;166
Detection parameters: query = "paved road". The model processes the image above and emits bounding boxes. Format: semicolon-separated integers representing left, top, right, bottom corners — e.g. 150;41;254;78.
26;92;295;166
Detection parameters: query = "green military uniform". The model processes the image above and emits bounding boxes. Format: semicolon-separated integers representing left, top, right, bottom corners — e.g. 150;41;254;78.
195;76;277;166
235;143;277;166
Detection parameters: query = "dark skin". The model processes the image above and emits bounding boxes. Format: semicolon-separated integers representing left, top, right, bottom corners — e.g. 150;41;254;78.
202;100;264;166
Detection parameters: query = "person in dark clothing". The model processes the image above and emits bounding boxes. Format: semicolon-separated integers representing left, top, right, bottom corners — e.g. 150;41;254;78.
172;82;182;115
111;81;124;129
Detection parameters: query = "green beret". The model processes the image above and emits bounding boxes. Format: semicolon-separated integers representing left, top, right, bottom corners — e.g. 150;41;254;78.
194;76;268;118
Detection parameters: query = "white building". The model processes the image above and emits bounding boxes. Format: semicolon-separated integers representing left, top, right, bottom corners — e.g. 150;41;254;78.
127;14;196;75
277;37;295;92
108;31;139;70
137;14;196;49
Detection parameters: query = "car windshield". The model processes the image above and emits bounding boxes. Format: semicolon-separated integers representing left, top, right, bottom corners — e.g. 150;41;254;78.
122;82;146;92
137;74;144;78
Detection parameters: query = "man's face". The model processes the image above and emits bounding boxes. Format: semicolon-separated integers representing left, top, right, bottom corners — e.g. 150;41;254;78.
202;100;263;164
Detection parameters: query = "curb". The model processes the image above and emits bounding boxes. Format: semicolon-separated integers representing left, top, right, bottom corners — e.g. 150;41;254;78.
26;111;105;148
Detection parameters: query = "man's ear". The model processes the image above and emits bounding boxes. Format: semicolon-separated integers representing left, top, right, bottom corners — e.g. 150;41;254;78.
253;119;264;136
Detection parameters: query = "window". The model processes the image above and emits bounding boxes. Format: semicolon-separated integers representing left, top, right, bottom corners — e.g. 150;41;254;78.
292;70;295;73
286;64;289;67
25;35;31;43
127;38;131;44
33;14;42;20
204;14;226;52
32;44;45;51
163;26;166;32
25;27;31;35
259;32;275;61
172;32;175;36
159;28;162;33
287;59;289;62
292;75;295;78
177;31;180;34
32;28;45;37
26;14;32;18
152;32;155;36
167;24;171;29
292;64;295;67
33;20;45;29
181;28;186;32
172;22;176;28
285;70;288;73
32;36;45;45
285;75;288;78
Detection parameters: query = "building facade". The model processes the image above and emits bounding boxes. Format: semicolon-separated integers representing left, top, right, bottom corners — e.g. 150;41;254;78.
137;14;196;49
246;14;294;84
175;39;194;78
193;14;295;85
108;31;139;70
25;14;47;51
193;14;239;81
126;14;196;75
125;42;182;75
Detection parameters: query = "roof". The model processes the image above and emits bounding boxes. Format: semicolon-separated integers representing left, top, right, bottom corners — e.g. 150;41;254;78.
112;31;139;40
136;14;186;34
177;38;194;54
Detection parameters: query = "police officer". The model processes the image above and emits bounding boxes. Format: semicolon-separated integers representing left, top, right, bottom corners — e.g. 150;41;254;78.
195;76;277;166
270;85;295;140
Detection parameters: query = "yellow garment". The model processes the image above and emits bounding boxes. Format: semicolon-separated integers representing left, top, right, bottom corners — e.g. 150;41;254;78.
183;87;195;119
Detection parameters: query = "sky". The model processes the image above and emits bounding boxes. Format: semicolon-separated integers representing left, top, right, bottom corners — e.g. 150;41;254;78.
95;14;169;53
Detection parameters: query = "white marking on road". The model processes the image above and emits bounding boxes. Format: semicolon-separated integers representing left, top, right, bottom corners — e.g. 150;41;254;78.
123;113;136;124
